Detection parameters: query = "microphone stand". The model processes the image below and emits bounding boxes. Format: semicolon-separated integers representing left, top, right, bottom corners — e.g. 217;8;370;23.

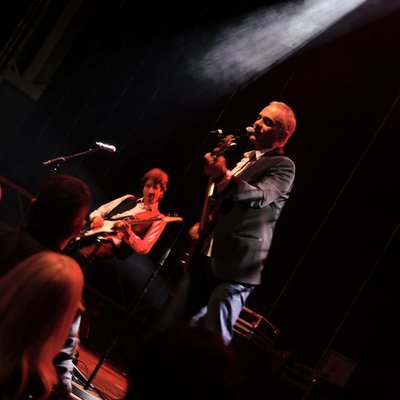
42;147;100;173
83;220;185;390
83;245;175;390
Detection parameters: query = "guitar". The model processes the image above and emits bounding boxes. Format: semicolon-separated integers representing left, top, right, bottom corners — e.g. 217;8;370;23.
76;215;183;241
180;134;237;269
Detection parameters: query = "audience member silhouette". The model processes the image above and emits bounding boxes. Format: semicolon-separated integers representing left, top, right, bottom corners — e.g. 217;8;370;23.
124;326;245;400
0;251;84;400
0;174;92;395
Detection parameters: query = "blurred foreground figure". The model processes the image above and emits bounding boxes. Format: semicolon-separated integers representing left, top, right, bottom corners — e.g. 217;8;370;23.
124;326;245;400
0;252;84;400
0;174;92;395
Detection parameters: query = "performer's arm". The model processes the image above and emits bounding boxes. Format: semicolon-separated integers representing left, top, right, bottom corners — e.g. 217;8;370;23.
118;219;167;254
89;195;130;228
222;158;295;208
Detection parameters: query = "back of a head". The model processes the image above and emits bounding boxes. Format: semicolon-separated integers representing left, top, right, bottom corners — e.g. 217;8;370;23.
0;251;83;359
0;251;84;398
28;174;92;242
141;168;169;192
125;327;244;400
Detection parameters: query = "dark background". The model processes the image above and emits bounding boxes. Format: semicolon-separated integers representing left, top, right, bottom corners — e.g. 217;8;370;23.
1;0;400;398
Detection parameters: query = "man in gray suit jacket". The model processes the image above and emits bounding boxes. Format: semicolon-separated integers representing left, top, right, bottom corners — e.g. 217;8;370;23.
158;101;297;349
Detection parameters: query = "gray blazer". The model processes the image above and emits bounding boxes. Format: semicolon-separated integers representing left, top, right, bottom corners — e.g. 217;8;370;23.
211;150;295;285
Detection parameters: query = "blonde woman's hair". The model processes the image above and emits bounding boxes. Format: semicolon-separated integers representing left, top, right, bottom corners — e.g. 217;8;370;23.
0;252;84;399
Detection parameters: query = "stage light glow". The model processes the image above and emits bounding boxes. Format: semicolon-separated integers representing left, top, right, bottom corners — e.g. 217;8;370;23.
177;0;373;93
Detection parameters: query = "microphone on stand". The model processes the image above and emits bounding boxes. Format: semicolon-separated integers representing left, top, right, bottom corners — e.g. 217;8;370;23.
210;127;254;137
42;142;116;172
94;142;117;153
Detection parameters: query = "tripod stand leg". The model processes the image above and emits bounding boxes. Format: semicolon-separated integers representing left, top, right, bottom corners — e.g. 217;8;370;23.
83;247;173;389
72;364;94;390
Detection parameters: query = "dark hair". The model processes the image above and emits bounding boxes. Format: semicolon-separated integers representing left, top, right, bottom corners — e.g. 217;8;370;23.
141;168;169;192
125;327;244;399
29;174;92;239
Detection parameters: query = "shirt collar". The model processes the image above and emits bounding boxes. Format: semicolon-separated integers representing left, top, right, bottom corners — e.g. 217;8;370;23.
244;147;283;160
138;197;159;212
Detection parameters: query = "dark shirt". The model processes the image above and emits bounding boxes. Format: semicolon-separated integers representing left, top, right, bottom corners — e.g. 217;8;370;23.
2;369;69;399
0;221;77;396
0;222;48;277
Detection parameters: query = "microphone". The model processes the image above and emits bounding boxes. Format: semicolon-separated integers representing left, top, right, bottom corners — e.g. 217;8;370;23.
95;142;116;153
210;127;255;137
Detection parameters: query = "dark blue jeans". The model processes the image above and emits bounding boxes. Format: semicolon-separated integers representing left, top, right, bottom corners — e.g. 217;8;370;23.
158;253;254;345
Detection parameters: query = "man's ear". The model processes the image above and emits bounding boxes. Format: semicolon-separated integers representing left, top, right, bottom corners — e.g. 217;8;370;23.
277;129;289;145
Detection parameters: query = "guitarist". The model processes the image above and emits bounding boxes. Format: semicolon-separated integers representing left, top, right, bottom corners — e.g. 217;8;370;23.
157;101;297;353
73;168;169;270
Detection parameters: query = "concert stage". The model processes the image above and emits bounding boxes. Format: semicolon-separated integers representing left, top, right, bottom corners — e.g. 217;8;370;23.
72;345;128;400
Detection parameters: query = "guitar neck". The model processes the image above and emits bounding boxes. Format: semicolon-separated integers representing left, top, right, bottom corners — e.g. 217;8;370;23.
124;216;161;225
198;177;214;235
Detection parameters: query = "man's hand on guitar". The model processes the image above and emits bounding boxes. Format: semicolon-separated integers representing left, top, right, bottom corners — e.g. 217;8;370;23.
90;216;104;229
204;152;227;183
114;220;133;240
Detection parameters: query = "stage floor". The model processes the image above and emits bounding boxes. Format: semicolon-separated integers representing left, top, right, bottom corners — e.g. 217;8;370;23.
72;345;128;400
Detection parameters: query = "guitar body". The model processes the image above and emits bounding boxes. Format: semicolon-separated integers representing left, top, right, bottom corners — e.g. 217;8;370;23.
180;135;235;269
82;219;123;238
70;215;183;251
179;194;222;270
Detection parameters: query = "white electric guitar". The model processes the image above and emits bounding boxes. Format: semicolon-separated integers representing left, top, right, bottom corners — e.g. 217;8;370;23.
77;214;183;240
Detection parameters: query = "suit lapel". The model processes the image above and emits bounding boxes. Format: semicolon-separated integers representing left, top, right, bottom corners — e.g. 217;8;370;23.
238;149;284;181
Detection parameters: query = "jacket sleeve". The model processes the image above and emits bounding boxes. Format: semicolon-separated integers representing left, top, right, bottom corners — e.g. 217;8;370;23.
218;157;295;209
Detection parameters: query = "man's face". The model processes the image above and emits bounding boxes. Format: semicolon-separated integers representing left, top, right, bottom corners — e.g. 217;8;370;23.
250;105;288;150
73;207;89;233
143;179;164;205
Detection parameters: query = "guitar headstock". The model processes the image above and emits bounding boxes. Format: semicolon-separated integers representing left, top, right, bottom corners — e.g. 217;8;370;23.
212;134;237;158
164;215;183;223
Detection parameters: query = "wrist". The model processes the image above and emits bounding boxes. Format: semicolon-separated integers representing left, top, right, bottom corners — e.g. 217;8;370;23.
213;172;227;183
215;171;233;192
